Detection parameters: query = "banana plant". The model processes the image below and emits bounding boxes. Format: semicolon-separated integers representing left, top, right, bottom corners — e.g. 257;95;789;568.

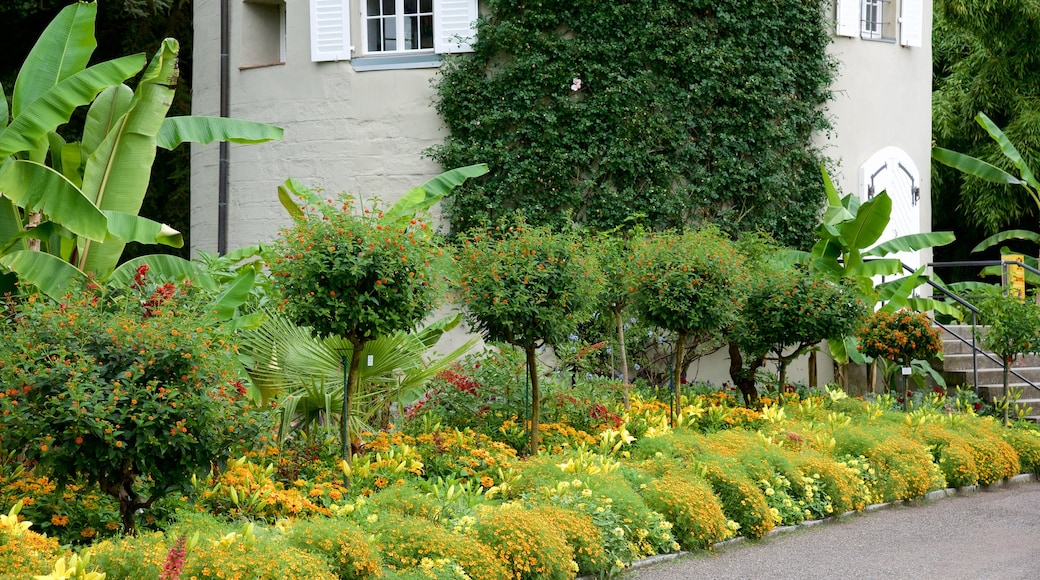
934;112;1040;287
0;2;282;298
788;165;957;361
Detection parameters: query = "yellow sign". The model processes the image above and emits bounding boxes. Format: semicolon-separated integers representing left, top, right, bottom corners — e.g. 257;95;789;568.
1003;254;1026;299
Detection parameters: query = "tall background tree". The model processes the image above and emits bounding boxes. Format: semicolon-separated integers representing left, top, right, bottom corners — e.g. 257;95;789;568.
1;0;192;259
431;0;836;249
932;0;1040;276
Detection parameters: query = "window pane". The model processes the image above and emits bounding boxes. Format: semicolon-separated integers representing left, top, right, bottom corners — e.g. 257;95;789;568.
367;0;381;16
367;18;382;51
383;0;395;15
420;0;432;12
383;16;397;50
420;14;433;49
406;16;417;49
405;0;417;14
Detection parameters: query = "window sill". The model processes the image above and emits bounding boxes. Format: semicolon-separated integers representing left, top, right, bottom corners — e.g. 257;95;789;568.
239;62;286;71
351;52;443;72
859;36;897;44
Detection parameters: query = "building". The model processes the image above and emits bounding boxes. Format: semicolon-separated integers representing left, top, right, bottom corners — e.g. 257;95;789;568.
191;0;933;386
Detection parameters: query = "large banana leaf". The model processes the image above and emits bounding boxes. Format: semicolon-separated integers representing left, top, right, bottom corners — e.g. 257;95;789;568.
102;211;182;247
977;112;1040;191
0;55;144;159
971;229;1040;253
878;265;928;313
839;191;891;257
156;116;283;149
78;40;178;276
107;255;217;291
846;257;903;279
382;163;490;223
0;197;25;255
0;159;107;241
932;146;1023;186
0;249;87;300
11;1;97;118
820;163;853;226
83;85;133;155
864;231;956;257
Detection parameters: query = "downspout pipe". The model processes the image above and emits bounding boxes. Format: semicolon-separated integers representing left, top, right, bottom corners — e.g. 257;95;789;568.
218;0;230;255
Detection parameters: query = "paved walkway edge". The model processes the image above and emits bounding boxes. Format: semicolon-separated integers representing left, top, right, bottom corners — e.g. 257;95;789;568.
577;472;1039;579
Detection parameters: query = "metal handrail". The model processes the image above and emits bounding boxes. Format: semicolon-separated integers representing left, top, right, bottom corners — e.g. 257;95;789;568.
923;260;1040;396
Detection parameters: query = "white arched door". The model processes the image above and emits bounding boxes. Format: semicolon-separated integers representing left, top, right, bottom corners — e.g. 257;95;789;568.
859;146;922;271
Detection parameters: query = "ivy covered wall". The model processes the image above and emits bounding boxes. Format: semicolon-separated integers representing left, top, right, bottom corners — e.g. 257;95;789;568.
431;0;837;248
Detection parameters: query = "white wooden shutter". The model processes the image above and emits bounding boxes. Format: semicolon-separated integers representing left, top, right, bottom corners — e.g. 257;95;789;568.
835;0;860;38
900;0;924;47
310;0;351;61
434;0;478;54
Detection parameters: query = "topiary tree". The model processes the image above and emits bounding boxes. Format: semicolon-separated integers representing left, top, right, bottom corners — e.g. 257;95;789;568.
432;0;835;248
631;227;745;415
269;193;444;461
729;265;866;394
455;219;601;455
976;293;1040;420
0;275;265;533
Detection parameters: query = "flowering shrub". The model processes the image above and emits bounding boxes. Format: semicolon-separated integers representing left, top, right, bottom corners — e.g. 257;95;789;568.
88;533;168;580
0;282;266;532
368;513;510;580
285;518;383;580
0;508;61;579
474;505;576;580
195;457;337;521
527;506;607;577
180;527;337;580
640;474;731;550
0;471;120;545
701;460;773;539
857;309;943;366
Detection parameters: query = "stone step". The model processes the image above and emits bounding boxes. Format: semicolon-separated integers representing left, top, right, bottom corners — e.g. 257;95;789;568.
976;383;1040;401
941;352;1040;371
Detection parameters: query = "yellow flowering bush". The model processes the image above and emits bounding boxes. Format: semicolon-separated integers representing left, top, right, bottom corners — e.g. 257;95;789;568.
87;532;168;580
180;525;337;580
796;453;872;514
196;457;333;521
1001;428;1040;474
527;506;606;577
701;460;773;539
919;424;979;488
951;420;1020;485
368;513;510;580
0;507;61;580
285;518;383;580
640;474;731;549
475;505;576;580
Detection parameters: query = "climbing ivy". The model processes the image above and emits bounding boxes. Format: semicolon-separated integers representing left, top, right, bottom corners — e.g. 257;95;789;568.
431;0;836;248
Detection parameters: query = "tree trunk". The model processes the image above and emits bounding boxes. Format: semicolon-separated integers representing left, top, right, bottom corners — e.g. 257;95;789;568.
727;342;762;404
526;344;541;456
27;211;42;252
342;342;364;463
808;350;818;388
615;309;630;411
671;333;687;426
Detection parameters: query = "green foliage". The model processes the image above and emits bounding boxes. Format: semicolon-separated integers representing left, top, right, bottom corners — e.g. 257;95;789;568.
455;220;600;350
0;279;266;532
631;228;743;343
270;196;443;344
976;294;1040;362
431;0;835;248
932;0;1040;236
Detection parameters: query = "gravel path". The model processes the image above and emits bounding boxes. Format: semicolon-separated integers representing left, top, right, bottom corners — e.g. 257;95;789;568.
625;481;1040;580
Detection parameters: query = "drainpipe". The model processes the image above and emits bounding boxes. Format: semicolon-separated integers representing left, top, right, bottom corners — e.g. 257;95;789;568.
218;0;230;255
